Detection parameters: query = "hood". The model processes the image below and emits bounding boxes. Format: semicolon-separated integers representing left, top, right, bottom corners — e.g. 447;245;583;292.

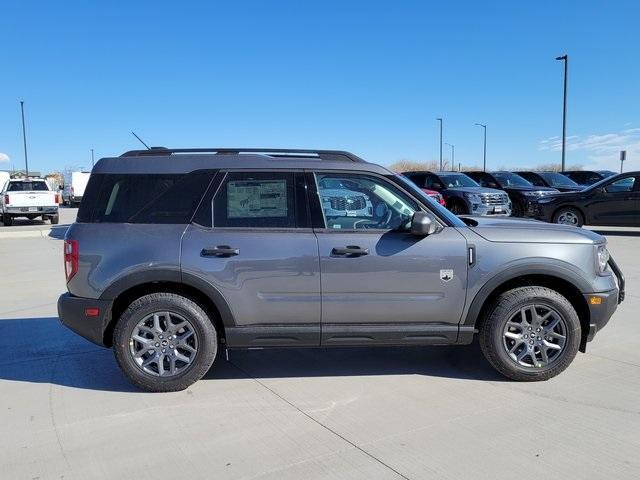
447;186;506;195
461;216;604;244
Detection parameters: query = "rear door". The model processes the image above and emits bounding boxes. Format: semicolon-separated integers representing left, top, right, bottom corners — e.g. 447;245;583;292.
309;171;469;345
180;170;321;347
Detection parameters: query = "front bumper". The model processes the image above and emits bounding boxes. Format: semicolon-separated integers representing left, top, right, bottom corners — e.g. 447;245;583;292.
525;202;553;221
468;203;512;216
58;293;113;347
584;257;625;344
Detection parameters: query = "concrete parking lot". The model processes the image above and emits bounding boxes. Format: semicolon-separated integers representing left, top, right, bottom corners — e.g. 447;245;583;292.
1;212;638;479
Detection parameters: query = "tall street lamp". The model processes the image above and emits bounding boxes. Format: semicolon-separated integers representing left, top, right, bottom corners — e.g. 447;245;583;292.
556;54;568;171
91;148;95;168
19;101;29;177
475;123;487;171
445;142;454;167
436;118;443;171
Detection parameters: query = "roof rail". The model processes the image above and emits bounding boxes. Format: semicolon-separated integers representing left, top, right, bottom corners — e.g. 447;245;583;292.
119;147;366;163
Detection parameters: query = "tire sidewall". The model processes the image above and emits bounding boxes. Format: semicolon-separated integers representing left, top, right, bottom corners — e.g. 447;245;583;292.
553;207;583;227
482;288;581;380
114;294;217;391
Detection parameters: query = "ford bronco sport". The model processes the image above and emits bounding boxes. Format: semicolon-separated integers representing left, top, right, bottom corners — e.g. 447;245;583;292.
58;148;624;392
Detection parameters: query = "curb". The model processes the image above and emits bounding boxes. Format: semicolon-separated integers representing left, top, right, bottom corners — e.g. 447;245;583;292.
0;228;60;240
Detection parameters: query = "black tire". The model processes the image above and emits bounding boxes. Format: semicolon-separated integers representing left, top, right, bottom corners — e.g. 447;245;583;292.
50;214;59;225
552;207;584;227
2;214;12;226
113;292;218;392
478;286;581;381
511;201;524;217
448;200;468;215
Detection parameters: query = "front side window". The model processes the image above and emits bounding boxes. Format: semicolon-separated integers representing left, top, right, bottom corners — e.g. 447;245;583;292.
213;171;304;228
605;176;636;193
315;173;418;230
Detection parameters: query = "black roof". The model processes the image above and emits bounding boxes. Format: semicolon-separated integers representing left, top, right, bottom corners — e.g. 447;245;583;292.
93;148;391;175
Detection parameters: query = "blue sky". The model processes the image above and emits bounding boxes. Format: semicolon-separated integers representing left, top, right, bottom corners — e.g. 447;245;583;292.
1;0;638;173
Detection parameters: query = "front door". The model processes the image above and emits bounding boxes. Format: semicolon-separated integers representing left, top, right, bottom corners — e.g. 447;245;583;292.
589;175;639;226
180;170;321;346
310;171;469;345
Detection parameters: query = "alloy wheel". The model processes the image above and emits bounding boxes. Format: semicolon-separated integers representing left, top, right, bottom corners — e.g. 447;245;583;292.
502;305;567;368
556;210;579;226
129;311;198;377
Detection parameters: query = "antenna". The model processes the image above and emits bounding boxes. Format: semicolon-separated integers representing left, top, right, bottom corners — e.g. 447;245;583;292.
131;131;151;150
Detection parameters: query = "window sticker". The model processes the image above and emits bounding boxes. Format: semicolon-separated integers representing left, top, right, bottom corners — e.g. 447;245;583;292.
227;180;287;218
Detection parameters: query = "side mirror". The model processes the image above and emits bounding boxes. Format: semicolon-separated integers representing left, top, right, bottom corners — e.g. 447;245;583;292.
58;185;64;190
432;182;443;190
411;212;439;236
487;182;499;189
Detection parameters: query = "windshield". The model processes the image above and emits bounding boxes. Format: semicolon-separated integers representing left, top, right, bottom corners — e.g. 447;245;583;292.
7;181;49;191
392;174;466;227
492;172;533;187
538;172;580;188
438;174;479;188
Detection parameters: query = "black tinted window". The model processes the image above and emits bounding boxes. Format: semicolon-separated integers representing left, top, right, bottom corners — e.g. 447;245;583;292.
78;172;213;223
213;172;305;228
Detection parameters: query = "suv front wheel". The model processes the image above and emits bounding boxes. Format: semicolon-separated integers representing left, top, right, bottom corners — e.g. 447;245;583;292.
479;286;581;381
113;292;218;392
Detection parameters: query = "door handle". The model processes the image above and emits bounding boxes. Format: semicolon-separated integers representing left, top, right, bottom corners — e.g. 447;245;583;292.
201;245;240;257
331;246;369;257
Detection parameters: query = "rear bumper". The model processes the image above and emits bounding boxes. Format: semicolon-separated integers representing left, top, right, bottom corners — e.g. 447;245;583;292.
57;293;112;347
5;206;58;215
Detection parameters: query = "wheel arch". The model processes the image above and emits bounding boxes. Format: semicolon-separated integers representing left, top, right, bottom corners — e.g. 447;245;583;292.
552;204;586;225
101;272;235;347
464;270;591;352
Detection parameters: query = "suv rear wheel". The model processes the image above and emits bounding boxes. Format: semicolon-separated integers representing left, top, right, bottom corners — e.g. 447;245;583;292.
478;286;580;381
113;292;218;392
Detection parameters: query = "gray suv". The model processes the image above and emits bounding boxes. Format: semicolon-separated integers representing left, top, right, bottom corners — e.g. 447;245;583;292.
58;148;624;392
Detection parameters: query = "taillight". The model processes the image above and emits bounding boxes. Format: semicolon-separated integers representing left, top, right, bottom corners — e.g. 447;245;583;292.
3;194;9;205
64;240;79;282
55;193;61;204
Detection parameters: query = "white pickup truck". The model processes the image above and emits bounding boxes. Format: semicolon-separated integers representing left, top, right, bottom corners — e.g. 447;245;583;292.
1;178;60;226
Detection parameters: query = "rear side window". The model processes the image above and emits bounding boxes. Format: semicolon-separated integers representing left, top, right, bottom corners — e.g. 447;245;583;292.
78;172;213;223
7;181;49;191
213;171;307;228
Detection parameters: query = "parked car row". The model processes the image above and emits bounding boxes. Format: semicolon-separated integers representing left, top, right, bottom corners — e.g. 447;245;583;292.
402;169;640;227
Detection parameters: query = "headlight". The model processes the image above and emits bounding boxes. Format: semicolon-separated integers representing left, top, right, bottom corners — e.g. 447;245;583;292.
464;193;482;204
596;245;610;274
523;191;542;197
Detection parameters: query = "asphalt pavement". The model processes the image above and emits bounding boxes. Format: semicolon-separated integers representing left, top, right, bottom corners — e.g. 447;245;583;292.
1;213;639;479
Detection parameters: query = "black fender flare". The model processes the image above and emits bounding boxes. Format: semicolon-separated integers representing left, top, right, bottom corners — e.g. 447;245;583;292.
99;268;237;329
462;261;592;327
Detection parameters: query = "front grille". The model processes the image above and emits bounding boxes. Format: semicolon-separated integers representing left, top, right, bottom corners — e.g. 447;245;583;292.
329;195;367;211
480;193;509;205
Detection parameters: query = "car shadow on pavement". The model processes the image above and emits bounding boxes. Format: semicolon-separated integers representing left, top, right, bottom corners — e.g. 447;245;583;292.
48;225;71;240
0;317;504;393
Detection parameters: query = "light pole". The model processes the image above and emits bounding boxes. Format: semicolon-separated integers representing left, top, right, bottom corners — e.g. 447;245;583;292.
436;118;443;171
91;148;95;168
475;123;487;171
445;142;454;167
556;54;568;171
19;101;29;177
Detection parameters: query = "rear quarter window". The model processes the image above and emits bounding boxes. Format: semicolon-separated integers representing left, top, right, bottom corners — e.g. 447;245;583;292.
77;172;214;224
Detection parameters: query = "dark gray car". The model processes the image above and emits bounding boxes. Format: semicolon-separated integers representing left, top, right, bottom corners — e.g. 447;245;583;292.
403;171;512;216
58;148;624;392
